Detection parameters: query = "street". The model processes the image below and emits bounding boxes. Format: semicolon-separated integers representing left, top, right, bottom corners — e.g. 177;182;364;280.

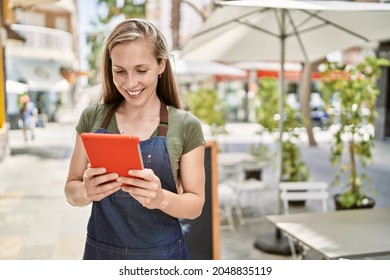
1;120;390;260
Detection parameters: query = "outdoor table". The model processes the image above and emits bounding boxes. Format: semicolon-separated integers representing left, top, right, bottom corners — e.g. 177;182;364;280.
266;207;390;260
217;152;256;166
217;152;268;180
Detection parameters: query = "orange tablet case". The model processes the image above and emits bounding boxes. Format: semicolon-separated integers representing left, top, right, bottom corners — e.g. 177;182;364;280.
80;133;144;177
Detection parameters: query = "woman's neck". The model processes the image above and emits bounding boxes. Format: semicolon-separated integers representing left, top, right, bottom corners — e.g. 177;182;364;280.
119;96;161;120
115;97;162;140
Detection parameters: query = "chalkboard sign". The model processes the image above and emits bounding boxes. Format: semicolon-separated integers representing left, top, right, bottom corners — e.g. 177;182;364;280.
182;140;220;259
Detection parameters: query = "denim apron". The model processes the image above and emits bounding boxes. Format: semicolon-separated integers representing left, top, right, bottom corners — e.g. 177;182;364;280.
83;102;189;260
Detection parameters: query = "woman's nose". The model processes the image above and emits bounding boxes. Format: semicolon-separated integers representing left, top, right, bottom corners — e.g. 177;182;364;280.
125;74;138;88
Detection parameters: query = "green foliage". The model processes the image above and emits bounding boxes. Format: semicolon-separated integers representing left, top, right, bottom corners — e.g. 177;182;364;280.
320;56;390;208
255;77;309;182
255;77;279;131
86;30;106;85
249;143;271;161
337;189;370;209
184;88;227;136
97;0;146;23
282;139;310;182
86;0;146;85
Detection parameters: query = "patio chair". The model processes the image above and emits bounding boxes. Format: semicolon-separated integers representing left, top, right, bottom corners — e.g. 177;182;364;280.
218;182;245;231
279;181;329;259
225;160;267;221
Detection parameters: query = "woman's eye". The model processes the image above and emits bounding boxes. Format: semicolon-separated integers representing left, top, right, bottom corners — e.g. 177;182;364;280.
114;70;125;74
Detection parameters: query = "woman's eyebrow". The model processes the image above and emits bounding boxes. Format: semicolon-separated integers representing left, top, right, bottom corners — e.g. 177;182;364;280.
112;64;149;69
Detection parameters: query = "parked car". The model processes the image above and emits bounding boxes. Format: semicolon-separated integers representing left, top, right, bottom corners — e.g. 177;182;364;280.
310;106;329;129
286;92;329;129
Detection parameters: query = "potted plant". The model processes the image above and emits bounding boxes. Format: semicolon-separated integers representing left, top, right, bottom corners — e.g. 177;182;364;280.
184;87;228;136
255;77;310;202
320;56;390;210
246;143;272;180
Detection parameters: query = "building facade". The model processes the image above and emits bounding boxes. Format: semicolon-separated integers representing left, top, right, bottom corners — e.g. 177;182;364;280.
5;0;79;128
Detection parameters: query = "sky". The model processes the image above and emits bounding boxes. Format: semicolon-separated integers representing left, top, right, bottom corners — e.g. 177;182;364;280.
77;0;100;71
76;0;126;72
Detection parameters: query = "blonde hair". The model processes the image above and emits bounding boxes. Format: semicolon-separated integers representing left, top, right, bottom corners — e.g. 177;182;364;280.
100;18;181;108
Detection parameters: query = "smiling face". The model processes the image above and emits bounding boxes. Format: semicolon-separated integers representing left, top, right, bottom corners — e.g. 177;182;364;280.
110;38;166;106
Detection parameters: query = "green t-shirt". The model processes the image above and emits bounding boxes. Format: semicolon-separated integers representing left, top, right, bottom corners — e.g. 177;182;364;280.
76;103;205;184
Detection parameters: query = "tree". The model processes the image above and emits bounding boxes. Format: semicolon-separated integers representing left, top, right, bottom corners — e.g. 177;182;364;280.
86;0;146;85
299;59;324;146
320;56;390;209
184;87;227;136
97;0;146;23
255;77;310;182
171;0;181;50
171;0;215;50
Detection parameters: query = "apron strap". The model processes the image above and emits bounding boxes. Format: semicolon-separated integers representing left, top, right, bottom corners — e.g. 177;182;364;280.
99;101;168;137
99;103;120;130
158;101;168;137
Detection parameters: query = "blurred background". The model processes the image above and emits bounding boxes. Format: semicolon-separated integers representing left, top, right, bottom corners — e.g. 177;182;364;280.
0;0;390;260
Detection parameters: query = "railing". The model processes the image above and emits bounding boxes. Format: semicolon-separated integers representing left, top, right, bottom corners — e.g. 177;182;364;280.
11;24;73;52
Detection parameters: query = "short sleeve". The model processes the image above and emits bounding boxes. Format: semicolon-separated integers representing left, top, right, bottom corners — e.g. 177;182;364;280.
76;105;96;134
182;111;206;155
75;103;111;134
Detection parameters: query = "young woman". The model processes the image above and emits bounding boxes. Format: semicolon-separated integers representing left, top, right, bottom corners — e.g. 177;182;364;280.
65;19;205;260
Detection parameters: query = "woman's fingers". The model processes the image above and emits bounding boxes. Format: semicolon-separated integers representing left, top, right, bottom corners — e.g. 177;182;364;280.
83;167;122;201
119;168;164;208
88;182;122;201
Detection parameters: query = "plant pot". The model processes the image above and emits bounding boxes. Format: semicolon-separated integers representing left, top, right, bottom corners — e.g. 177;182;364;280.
333;194;375;210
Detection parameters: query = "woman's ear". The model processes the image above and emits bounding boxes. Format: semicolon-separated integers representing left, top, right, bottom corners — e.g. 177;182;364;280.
158;59;167;76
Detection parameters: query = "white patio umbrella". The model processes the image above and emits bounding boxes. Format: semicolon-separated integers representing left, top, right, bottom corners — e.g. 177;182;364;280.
173;60;247;76
170;51;247;84
182;0;390;63
182;0;390;194
182;0;390;255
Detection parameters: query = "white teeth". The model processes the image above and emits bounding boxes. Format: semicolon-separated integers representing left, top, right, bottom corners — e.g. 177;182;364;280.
125;90;142;96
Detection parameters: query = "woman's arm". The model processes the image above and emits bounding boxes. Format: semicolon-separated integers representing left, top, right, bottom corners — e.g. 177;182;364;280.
120;145;205;219
162;144;205;219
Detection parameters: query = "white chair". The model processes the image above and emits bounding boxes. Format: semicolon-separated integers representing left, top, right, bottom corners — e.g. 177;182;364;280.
218;183;245;231
279;181;329;258
279;181;329;214
226;160;267;221
218;164;240;183
227;178;266;219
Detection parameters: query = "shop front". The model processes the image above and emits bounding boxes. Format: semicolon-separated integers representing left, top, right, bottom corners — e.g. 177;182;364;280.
6;57;70;128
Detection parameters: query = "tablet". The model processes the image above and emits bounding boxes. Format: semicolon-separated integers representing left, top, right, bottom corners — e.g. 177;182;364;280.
80;133;144;177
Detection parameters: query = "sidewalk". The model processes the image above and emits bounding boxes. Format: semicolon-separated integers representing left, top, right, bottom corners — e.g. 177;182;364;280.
0;121;389;259
0;123;91;259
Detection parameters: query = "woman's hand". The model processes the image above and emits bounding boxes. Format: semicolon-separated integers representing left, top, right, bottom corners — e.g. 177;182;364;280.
83;165;122;202
118;169;167;210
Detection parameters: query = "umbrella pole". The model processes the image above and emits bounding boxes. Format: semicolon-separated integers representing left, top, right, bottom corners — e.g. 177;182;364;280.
276;33;285;218
254;10;291;256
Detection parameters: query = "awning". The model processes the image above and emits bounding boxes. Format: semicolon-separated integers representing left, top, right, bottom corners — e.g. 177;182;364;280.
6;80;29;94
15;61;70;92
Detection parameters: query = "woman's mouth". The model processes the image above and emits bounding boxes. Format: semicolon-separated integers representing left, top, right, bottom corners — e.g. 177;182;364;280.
125;89;143;97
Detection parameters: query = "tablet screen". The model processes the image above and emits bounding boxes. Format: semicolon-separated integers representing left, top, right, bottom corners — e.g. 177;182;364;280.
81;133;144;177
